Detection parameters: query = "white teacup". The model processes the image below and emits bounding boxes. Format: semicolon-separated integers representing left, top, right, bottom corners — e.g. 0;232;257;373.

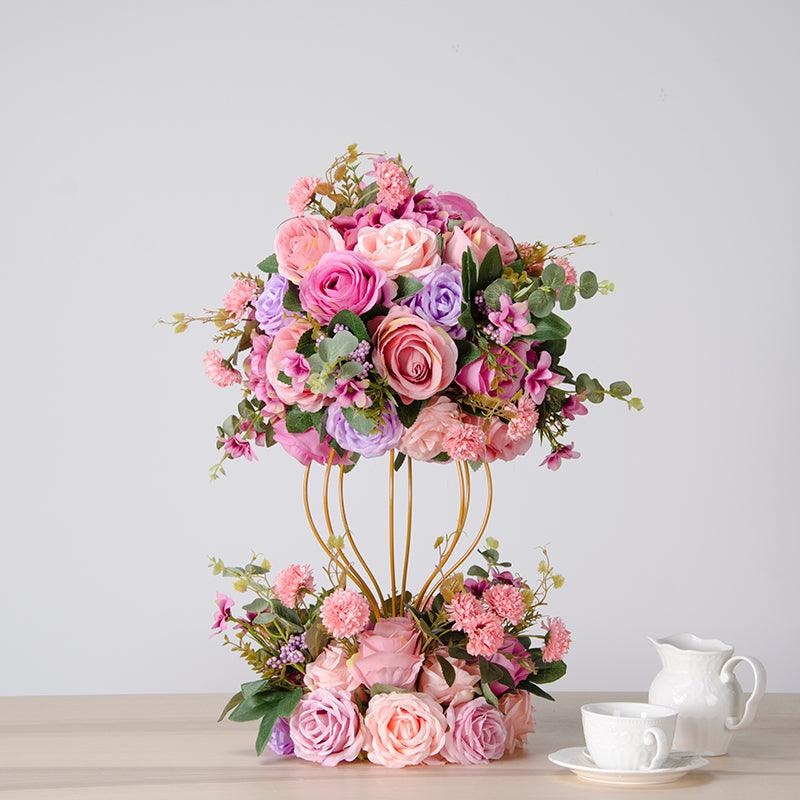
581;702;677;771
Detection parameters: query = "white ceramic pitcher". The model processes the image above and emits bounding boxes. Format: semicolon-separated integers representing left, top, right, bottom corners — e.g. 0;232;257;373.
647;633;766;756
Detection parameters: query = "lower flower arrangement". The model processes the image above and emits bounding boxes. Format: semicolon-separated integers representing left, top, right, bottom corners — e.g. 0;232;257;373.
211;540;571;768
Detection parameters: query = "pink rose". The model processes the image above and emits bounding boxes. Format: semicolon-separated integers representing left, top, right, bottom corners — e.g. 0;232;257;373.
443;218;517;267
499;691;535;753
488;636;530;696
304;644;360;692
455;340;530;400
266;320;325;411
363;692;447;767
441;697;507;764
370;307;457;403
274;216;345;285
398;396;460;461
299;251;393;324
272;417;350;467
483;417;533;463
350;616;423;690
434;192;484;221
288;688;365;766
418;651;480;707
355;219;441;278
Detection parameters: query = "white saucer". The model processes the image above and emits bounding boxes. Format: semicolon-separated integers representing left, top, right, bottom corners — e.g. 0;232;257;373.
548;747;709;786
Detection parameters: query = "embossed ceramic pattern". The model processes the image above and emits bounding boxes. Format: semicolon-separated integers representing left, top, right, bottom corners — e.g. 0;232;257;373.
648;633;767;756
581;702;677;771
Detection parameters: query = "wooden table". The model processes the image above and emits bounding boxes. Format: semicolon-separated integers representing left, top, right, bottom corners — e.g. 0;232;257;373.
1;692;797;799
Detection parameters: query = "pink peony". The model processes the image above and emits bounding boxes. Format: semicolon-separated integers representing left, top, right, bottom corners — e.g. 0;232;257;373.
483;417;533;463
299;251;392;324
289;688;365;766
203;350;242;388
398;396;460;461
540;442;580;471
441;697;507;764
273;564;315;608
524;350;563;405
287;176;319;216
363;691;447;767
320;588;371;639
542;617;571;663
222;279;256;320
455;340;530;400
487;294;535;344
274;216;345;285
418;651;480;707
484;584;526;625
443;421;486;463
443;218;517;267
499;691;535;753
374;159;411;211
266;320;325;411
350;616;423;690
370;306;457;403
446;591;484;632
464;611;506;658
355;219;441;278
508;396;539;441
272;417;350;467
210;591;233;635
304;644;360;692
243;334;284;414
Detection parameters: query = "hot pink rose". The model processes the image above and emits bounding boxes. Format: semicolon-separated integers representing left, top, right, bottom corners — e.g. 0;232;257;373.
443;218;517;267
363;692;447;767
350;616;424;690
274;216;345;285
355;219;441;278
499;691;535;753
304;644;360;692
266;320;325;411
483;417;533;463
289;688;365;766
434;192;484;221
272;417;350;467
418;651;480;707
441;697;507;764
398;396;460;461
299;251;393;324
488;636;530;696
455;340;530;400
370;307;457;403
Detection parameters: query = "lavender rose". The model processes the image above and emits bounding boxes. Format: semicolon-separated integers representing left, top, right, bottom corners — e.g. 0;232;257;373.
325;404;403;458
441;697;508;764
254;274;290;336
402;264;464;338
268;716;295;757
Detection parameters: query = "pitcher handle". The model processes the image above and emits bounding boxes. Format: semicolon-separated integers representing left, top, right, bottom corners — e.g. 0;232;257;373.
721;655;767;731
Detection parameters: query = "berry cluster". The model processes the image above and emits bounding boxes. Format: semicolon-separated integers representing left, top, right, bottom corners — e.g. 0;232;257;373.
265;633;307;669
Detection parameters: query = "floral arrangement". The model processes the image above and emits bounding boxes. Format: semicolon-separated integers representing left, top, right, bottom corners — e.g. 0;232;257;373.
211;543;570;767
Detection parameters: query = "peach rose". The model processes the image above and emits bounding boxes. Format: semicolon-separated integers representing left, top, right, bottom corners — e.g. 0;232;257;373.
418;651;480;707
499;691;535;753
266;320;325;411
304;644;360;692
398;397;460;461
443;218;517;267
483;417;534;463
355;219;441;278
274;216;345;284
350;616;424;690
363;692;447;767
370;307;457;403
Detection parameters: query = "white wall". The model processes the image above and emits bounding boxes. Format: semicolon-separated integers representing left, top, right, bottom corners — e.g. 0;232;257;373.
2;0;798;696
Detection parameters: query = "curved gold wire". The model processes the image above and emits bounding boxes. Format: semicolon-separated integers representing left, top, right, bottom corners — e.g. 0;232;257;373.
400;457;413;603
388;450;397;616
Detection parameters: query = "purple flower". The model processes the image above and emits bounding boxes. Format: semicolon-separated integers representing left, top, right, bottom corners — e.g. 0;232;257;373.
562;393;589;421
489;636;530;695
490;568;522;587
268;716;295;757
540;442;580;471
401;264;465;338
464;578;491;597
325;404;403;458
524;350;563;405
254;275;290;336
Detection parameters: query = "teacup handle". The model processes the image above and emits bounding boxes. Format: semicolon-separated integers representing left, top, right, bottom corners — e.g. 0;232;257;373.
721;655;767;731
643;727;669;770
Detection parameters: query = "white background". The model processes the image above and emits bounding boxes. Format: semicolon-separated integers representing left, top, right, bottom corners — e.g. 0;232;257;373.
2;0;798;696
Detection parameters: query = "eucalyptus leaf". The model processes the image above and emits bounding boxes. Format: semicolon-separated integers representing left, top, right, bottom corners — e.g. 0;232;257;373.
531;313;572;341
579;270;598;299
338;360;364;380
483;278;515;310
609;380;632;397
528;289;555;319
242;598;270;614
542;262;566;289
559;283;577;310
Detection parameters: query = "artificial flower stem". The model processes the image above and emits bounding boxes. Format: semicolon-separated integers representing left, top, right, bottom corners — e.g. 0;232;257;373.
388;449;397;617
400;457;413;604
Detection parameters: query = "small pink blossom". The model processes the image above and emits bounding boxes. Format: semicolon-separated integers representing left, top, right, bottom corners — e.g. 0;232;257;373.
320;589;371;639
331;377;371;409
443;421;486;462
280;351;310;392
508;396;539;441
374;159;411;211
484;584;526;626
222;279;256;320
542;616;572;662
287;176;319;216
464;611;506;658
540;442;580;471
211;592;233;635
446;591;483;632
487;294;535;345
524;350;563;405
223;436;256;461
273;564;315;608
553;256;578;286
562;393;588;421
203;350;242;387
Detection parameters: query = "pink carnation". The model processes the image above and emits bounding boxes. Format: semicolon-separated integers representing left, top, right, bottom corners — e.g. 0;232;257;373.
222;279;256;320
287;176;319;216
374;159;411;211
542;616;571;663
464;612;506;658
203;350;241;387
508;396;539;441
443;421;486;462
484;584;526;626
446;591;483;632
273;564;315;608
320;589;371;639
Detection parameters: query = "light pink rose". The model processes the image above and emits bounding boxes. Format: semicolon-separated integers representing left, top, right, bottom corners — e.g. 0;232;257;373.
288;688;365;766
483;417;533;463
434;192;484;221
272;417;350;467
441;697;507;764
443;218;517;267
499;691;535;753
274;216;345;285
455;340;530;400
355;219;441;278
350;616;424;690
418;651;480;707
370;307;457;403
266;320;325;411
304;644;360;692
299;251;393;324
398;396;460;461
363;692;447;767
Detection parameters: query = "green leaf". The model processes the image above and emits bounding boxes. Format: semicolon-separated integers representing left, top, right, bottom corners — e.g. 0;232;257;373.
357;181;379;207
240;679;270;699
575;373;593;394
477;245;503;290
448;645;470;660
285;407;314;433
271;600;303;630
295;328;316;357
242;598;270;614
461;249;478;301
256;254;279;274
483;277;515;311
531;313;572;341
282;282;303;312
304;620;330;660
252;612;275;625
342;405;376;434
541;339;567;359
327;330;358;362
394;452;406;471
455;340;482;371
467;565;489;578
221;415;237;437
217;690;243;722
394;275;424;300
327;310;369;342
519;681;556;701
609;380;632;397
559;283;577;310
229;695;274;722
436;654;456;687
542;262;566;289
254;688;303;755
396;399;422;428
528;289;555;319
276;370;293;386
579;270;598;299
458;305;475;331
370;683;410;696
338;360;364;380
533;659;567;684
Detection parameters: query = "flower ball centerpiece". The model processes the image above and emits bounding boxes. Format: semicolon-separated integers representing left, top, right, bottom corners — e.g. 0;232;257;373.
167;145;639;767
